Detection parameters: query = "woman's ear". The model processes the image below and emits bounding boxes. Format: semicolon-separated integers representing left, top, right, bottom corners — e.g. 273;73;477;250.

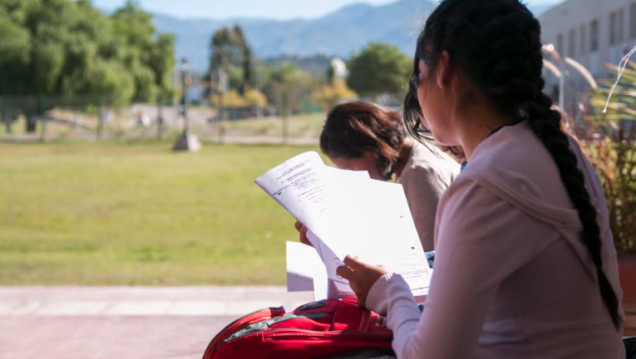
436;51;452;90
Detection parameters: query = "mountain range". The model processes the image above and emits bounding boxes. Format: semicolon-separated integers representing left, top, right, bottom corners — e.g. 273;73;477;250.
149;0;558;74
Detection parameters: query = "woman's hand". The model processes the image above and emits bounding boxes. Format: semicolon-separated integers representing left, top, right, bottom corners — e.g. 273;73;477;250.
294;220;312;247
336;256;388;308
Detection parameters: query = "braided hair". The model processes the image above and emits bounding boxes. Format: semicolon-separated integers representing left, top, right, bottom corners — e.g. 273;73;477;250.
404;0;620;329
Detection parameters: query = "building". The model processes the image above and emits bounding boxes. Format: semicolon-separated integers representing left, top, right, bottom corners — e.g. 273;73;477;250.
540;0;636;78
539;0;636;124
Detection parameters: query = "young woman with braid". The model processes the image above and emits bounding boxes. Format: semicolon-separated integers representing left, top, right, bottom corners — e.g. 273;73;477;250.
335;0;626;358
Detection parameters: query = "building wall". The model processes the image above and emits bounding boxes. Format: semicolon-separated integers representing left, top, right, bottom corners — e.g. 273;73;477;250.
540;0;636;77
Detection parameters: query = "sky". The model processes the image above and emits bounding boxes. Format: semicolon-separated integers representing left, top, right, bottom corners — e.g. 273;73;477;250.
91;0;561;20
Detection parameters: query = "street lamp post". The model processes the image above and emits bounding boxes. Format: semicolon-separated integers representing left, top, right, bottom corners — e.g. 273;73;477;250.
173;58;201;152
218;67;228;144
542;44;566;110
543;44;599;106
543;44;600;128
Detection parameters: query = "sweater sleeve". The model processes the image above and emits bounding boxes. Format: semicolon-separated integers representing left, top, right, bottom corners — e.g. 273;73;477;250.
366;178;536;359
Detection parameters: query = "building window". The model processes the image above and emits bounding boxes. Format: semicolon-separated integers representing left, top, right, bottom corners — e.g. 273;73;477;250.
619;8;625;43
631;3;636;39
580;25;587;55
557;33;563;55
569;29;576;57
610;11;617;45
591;19;599;52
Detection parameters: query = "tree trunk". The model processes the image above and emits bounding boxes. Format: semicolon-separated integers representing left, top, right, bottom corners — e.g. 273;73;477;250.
3;111;11;134
25;115;37;133
217;107;225;144
39;116;48;142
96;108;105;140
281;93;289;145
282;109;289;145
157;104;164;140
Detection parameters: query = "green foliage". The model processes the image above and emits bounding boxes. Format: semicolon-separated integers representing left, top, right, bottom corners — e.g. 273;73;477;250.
591;62;636;122
0;0;175;110
312;78;357;110
264;64;316;114
150;33;177;104
347;42;411;99
210;88;267;108
587;61;636;252
207;24;256;95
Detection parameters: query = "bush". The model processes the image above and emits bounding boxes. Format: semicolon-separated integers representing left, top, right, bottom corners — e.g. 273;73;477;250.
585;62;636;252
583;126;636;252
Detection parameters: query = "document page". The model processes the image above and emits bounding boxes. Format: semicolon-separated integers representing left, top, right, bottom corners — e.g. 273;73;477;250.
254;151;337;229
286;241;325;292
343;180;432;299
257;152;431;301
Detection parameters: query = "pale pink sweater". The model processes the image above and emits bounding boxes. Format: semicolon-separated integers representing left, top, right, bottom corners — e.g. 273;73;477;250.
366;122;625;359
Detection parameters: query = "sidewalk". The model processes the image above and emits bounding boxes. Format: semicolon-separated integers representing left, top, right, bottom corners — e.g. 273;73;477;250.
0;287;313;359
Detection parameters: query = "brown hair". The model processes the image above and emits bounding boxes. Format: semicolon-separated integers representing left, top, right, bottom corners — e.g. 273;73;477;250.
320;101;405;179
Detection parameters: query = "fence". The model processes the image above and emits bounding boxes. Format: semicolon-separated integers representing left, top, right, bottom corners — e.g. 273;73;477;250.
0;96;322;145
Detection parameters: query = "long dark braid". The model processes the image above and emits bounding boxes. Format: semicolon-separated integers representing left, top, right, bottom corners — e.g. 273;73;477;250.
405;0;620;329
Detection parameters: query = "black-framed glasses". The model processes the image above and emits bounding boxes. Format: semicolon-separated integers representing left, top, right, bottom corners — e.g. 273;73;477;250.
403;87;433;141
404;54;440;142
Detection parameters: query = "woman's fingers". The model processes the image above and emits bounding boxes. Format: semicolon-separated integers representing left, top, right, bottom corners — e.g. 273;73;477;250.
298;225;313;247
294;220;313;247
337;264;363;303
343;255;363;269
338;255;390;308
336;264;355;281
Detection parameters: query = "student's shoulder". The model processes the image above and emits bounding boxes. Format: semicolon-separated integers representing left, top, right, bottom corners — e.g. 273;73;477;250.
461;122;552;182
406;142;460;178
450;122;578;227
399;150;457;192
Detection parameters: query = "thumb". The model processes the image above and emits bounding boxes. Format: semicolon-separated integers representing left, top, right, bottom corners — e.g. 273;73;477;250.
343;255;364;269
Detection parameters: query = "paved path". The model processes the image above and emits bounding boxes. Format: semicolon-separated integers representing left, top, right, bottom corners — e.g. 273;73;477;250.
0;287;313;359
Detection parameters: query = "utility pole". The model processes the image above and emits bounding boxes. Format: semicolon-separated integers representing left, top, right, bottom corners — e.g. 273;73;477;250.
173;58;201;152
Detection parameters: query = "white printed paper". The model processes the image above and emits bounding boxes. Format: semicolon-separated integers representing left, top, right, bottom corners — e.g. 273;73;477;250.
286;241;325;292
257;152;431;302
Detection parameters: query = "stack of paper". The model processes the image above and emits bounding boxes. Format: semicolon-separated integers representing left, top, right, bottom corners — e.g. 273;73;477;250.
256;151;432;303
285;241;331;300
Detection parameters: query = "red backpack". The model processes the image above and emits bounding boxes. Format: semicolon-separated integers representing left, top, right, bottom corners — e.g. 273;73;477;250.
203;298;395;359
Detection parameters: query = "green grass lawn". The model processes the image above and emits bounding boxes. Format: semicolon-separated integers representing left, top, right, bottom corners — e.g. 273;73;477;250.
0;141;319;285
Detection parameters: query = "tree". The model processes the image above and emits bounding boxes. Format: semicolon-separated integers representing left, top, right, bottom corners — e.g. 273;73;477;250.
262;64;315;143
209;88;267;108
148;33;176;103
0;0;176;132
207;24;256;97
233;25;255;92
0;7;31;95
264;64;315;114
243;88;267;107
347;42;411;100
312;78;357;110
111;0;166;103
148;33;176;139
